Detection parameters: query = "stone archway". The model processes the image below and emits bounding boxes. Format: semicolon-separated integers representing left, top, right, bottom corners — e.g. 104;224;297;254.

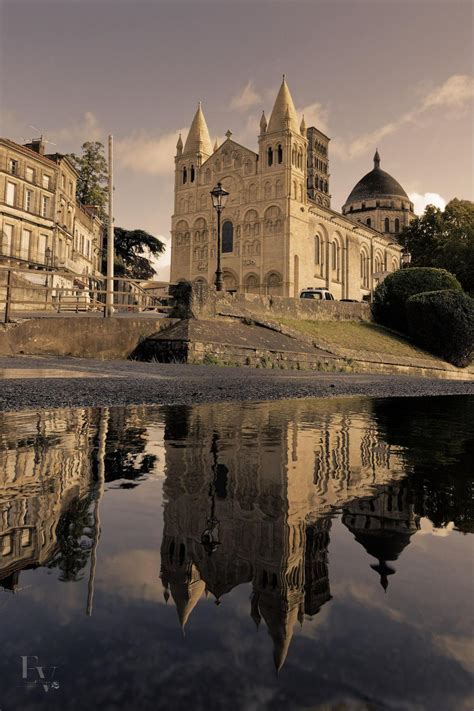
264;271;283;296
222;270;238;292
244;273;260;294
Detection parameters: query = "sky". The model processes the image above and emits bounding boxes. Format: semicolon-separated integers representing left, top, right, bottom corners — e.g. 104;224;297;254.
1;0;473;279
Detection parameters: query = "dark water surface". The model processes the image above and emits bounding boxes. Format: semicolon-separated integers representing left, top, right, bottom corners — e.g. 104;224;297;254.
0;396;472;711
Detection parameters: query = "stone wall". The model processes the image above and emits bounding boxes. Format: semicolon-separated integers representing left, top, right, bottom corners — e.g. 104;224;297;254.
170;281;371;322
0;317;176;359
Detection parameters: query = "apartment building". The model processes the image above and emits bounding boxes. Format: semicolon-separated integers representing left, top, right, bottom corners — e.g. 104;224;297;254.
0;137;103;284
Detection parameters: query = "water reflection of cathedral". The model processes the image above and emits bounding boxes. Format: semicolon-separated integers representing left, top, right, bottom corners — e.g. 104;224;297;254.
0;400;425;670
342;482;420;591
160;400;416;670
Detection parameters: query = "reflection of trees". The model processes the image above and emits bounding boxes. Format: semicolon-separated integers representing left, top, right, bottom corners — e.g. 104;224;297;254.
104;410;157;484
47;493;96;582
373;396;474;531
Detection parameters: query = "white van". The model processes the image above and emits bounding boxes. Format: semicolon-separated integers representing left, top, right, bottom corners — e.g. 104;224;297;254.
299;288;335;301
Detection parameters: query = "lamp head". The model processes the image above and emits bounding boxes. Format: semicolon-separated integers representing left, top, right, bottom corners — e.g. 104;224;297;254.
210;182;229;211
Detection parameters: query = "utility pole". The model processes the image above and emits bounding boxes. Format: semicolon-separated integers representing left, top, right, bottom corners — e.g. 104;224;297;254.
105;135;114;317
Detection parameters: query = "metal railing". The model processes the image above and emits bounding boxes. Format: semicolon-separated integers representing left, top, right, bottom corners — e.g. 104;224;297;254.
0;266;173;322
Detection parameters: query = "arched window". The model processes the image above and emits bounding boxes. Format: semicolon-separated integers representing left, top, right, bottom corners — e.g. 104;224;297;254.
366;218;371;227
190;165;195;182
384;217;390;232
267;147;273;166
264;181;272;199
266;271;282;295
222;221;233;253
182;167;187;184
293;180;297;199
292;147;297;165
314;235;320;264
360;250;369;287
275;179;283;198
395;218;400;233
245;273;259;293
277;144;283;164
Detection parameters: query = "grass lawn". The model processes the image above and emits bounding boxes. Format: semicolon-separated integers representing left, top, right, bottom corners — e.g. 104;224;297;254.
277;318;439;360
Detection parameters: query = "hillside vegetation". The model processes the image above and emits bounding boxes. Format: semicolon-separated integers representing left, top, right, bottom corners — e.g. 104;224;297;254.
277;318;440;361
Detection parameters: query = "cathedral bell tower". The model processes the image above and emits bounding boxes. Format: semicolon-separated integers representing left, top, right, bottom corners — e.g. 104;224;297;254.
258;76;308;205
174;102;213;213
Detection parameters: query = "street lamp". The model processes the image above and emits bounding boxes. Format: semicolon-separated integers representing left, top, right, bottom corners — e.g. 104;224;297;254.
210;181;229;291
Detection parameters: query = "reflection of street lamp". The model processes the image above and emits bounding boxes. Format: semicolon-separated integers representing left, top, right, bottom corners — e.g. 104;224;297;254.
201;433;223;556
210;182;229;291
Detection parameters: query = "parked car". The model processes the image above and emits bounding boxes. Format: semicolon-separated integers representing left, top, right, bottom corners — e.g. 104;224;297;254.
299;288;335;301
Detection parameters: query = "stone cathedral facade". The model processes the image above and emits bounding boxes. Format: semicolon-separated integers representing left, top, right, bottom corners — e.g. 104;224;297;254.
170;78;406;300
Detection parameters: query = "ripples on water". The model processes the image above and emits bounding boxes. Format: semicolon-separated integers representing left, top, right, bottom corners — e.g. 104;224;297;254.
0;396;472;711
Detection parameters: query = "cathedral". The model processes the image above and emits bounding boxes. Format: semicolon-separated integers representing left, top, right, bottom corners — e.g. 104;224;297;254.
170;78;414;300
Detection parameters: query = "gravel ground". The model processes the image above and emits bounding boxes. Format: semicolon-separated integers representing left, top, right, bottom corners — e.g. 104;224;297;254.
0;355;472;412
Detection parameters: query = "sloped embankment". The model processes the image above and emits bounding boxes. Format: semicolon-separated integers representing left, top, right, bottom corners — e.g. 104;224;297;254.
133;315;473;380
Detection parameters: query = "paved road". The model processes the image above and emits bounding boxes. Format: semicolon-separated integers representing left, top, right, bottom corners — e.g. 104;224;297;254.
0;355;472;412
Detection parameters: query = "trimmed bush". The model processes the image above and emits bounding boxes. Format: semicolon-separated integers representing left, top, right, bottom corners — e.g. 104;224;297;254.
372;267;462;332
406;289;474;367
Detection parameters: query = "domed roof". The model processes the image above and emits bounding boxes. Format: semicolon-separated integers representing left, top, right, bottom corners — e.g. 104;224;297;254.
344;150;408;206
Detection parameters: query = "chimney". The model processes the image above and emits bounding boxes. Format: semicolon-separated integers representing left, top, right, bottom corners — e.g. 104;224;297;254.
24;138;45;155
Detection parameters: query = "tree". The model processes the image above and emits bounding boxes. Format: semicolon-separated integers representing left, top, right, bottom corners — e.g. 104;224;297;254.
102;227;166;280
70;141;108;216
400;199;474;293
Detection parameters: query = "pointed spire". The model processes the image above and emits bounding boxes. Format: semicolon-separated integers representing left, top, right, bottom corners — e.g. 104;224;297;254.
268;76;299;133
300;114;306;137
213;139;218;153
176;133;183;156
374;149;381;169
260;110;267;134
183;102;213;157
370;559;395;592
167;563;206;631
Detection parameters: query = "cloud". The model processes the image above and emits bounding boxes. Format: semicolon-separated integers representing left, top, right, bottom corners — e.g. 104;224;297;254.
422;74;474;110
231;80;261;111
115;128;186;176
409;192;446;215
332;74;474;160
150;235;171;281
49;111;103;147
0;109;103;150
297;101;330;135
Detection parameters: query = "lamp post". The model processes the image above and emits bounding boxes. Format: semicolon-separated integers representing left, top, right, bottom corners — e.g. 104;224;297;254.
210;182;229;291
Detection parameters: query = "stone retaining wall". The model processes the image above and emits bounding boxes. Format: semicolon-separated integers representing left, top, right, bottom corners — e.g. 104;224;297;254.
0;317;176;359
170;281;371;322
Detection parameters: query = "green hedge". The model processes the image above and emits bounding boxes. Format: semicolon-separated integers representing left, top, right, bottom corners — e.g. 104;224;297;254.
372;267;463;332
406;290;474;367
